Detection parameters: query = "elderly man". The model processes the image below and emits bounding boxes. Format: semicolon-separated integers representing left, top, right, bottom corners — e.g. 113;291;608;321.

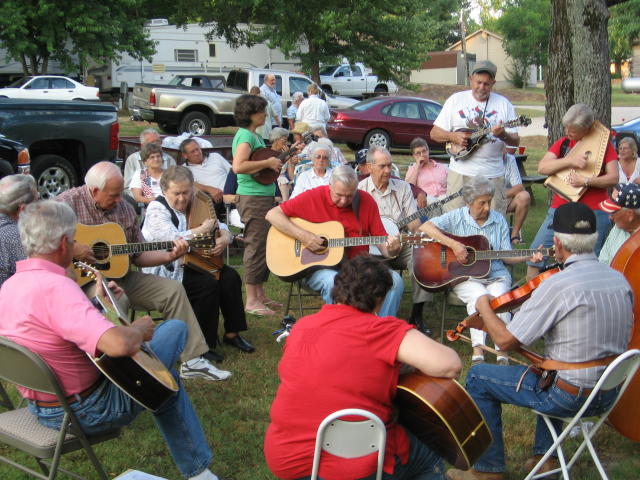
56;161;230;381
123;128;176;196
598;183;640;265
445;202;633;480
260;74;282;127
296;84;330;130
181;138;230;218
0;174;38;287
0;200;222;480
358;146;433;332
287;91;304;129
430;60;519;215
266;165;404;317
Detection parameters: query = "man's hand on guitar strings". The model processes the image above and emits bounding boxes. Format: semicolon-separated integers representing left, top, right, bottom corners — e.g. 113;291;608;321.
132;315;155;343
301;230;326;253
450;130;470;148
169;238;190;260
73;241;97;263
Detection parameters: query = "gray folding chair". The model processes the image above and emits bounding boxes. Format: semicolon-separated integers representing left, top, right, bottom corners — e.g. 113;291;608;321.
525;349;640;480
0;336;120;480
310;408;386;480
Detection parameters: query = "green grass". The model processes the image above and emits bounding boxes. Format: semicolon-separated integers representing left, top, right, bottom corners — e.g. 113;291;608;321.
2;121;638;479
515;107;545;118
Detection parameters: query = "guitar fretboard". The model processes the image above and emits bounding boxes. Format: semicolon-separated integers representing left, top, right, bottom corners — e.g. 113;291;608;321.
474;247;552;260
398;191;463;229
109;241;175;255
469;118;524;140
326;236;388;248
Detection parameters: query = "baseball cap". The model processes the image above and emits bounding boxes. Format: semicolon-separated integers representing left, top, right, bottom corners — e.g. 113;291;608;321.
549;202;596;234
354;148;368;165
291;121;310;134
599;183;640;213
471;60;497;78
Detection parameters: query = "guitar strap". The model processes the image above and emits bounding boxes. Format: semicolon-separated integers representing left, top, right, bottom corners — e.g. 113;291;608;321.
351;190;362;235
155;195;180;228
559;137;571;158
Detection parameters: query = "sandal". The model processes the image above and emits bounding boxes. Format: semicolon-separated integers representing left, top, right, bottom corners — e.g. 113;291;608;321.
263;299;284;309
244;307;276;316
510;235;522;244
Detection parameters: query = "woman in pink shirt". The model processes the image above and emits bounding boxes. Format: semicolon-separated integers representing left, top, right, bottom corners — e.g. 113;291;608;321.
405;138;447;209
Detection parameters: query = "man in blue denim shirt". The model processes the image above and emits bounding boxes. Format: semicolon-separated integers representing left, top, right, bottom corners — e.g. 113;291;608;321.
445;202;633;480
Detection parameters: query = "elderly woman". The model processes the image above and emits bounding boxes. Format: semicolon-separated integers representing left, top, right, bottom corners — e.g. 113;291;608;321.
290;141;333;198
617;137;640;184
265;255;461;480
420;176;542;365
142;166;255;364
405;137;448;210
527;103;619;279
232;93;288;316
130;143;165;205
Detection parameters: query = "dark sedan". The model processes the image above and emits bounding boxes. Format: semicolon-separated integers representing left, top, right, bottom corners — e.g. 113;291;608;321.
327;96;445;152
611;116;640;150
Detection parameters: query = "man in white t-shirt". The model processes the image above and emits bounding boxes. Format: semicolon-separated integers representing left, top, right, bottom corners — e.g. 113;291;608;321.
430;60;519;215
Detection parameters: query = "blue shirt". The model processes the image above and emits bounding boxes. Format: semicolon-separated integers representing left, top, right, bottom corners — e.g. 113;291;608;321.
430;207;511;281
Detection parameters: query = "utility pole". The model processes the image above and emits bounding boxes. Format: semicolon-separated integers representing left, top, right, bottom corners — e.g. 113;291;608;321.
459;9;470;86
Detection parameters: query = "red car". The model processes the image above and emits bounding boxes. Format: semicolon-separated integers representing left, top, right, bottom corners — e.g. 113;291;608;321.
327;96;445;152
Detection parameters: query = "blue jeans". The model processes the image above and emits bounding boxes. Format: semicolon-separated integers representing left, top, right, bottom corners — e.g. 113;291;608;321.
29;320;213;479
304;267;404;317
527;207;611;268
296;430;444;480
466;363;619;473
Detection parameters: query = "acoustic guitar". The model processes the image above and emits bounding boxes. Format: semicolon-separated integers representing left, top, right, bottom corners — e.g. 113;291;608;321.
396;372;492;470
412;232;553;291
445;116;531;161
73;223;214;286
265;218;429;281
250;131;316;185
75;262;178;411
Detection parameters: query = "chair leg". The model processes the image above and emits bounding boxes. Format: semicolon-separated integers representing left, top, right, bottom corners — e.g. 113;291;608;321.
295;281;304;318
283;282;294;317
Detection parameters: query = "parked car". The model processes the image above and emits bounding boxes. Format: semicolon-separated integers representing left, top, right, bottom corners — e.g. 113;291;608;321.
0;134;30;178
327;96;445;151
0;76;100;101
0;98;118;198
611;116;640;150
319;62;398;98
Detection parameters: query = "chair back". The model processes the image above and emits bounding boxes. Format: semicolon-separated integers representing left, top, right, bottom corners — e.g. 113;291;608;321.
594;349;640;404
0;336;65;400
310;408;386;480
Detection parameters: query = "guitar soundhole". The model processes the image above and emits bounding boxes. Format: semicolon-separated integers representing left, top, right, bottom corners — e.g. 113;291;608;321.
460;248;476;266
92;242;110;261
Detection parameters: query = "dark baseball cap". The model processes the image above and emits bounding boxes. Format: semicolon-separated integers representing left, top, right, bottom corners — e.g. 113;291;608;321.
471;60;497;78
355;148;368;165
549;202;596;234
599;183;640;213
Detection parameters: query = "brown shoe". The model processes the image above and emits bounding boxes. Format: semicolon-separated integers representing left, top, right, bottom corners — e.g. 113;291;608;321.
524;455;559;478
445;468;503;480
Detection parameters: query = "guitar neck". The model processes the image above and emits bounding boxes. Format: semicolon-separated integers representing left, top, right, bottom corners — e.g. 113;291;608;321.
326;235;388;248
398;191;463;229
110;240;175;256
474;247;552;260
469;119;521;140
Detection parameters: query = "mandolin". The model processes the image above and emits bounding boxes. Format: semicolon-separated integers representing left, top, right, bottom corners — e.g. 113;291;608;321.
250;131;316;185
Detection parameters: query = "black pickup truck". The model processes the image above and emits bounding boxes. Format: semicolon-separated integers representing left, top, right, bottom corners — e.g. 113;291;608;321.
0;98;118;198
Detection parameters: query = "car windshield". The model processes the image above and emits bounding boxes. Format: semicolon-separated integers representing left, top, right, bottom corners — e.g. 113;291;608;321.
8;77;33;88
319;66;338;75
351;98;388;111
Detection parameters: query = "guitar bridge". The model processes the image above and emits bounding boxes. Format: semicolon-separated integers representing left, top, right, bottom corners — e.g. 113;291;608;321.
294;239;301;258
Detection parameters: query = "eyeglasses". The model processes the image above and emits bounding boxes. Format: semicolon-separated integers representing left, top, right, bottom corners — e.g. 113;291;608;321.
412;149;429;157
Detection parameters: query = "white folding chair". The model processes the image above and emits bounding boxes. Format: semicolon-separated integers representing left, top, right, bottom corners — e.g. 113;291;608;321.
310;408;386;480
525;348;640;480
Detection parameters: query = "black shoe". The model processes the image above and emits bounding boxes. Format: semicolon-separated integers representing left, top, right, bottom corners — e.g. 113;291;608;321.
203;350;225;363
417;325;433;337
223;335;255;353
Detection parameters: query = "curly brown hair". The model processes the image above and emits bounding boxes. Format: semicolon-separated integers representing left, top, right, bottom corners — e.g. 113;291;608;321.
331;256;393;313
234;94;268;128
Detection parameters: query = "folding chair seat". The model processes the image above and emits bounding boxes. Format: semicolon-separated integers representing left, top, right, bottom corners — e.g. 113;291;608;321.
283;279;324;318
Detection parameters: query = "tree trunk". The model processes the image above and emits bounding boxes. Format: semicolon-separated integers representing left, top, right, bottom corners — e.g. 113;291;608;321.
20;54;30;76
308;41;320;84
546;0;611;146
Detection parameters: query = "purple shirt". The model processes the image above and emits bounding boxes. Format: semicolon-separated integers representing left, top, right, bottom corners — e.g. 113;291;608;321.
0;258;114;401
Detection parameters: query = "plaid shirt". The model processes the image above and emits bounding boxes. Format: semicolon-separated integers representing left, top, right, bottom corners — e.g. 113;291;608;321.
55;185;144;247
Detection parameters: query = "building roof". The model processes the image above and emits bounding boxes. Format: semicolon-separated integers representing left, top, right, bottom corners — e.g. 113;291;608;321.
446;29;504;51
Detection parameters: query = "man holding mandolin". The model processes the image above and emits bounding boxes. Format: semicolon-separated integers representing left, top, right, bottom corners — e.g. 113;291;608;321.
0;200;223;480
445;203;633;480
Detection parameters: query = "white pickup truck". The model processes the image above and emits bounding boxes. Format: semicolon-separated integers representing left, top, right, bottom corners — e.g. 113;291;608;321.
319;63;398;98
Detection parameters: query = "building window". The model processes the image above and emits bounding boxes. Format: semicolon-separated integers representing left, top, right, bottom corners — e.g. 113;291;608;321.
209;44;216;57
174;49;198;62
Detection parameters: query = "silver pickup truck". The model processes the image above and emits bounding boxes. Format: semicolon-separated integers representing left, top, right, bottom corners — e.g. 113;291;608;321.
132;67;358;135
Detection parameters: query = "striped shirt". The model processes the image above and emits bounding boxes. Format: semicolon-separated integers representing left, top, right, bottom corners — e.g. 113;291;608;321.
598;226;630;265
503;154;522;189
508;253;633;387
429;207;511;281
358;177;417;225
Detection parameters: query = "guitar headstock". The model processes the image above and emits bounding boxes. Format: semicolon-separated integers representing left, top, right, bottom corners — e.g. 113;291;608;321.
74;261;99;281
301;131;319;145
189;233;216;249
517;115;532;127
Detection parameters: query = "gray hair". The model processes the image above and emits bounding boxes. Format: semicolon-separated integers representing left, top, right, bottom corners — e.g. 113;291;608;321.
618;137;638;157
366;145;391;164
84;161;123;190
292;91;304;101
19;200;76;256
562;103;595;131
308;141;333;161
462;176;495;204
330;165;358;187
140;128;160;144
0;174;38;216
269;127;289;142
554;232;598;254
160;165;194;193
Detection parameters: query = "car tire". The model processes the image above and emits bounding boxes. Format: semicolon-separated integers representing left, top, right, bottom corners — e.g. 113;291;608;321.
322;85;333;95
346;142;361;151
0;160;13;178
374;85;388;95
364;129;391;149
31;154;78;199
158;122;179;134
180;111;212;136
72;98;86;101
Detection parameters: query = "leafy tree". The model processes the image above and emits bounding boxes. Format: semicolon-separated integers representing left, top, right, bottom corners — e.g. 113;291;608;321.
168;0;461;84
0;0;155;76
608;0;640;73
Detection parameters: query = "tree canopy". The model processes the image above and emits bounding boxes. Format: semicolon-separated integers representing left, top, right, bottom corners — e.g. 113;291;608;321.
608;0;640;68
0;0;155;76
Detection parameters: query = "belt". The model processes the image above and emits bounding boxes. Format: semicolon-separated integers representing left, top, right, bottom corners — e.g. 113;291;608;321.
34;380;103;408
554;377;593;398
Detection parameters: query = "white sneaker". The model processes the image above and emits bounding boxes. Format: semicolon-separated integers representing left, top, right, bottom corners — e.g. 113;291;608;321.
180;357;232;381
